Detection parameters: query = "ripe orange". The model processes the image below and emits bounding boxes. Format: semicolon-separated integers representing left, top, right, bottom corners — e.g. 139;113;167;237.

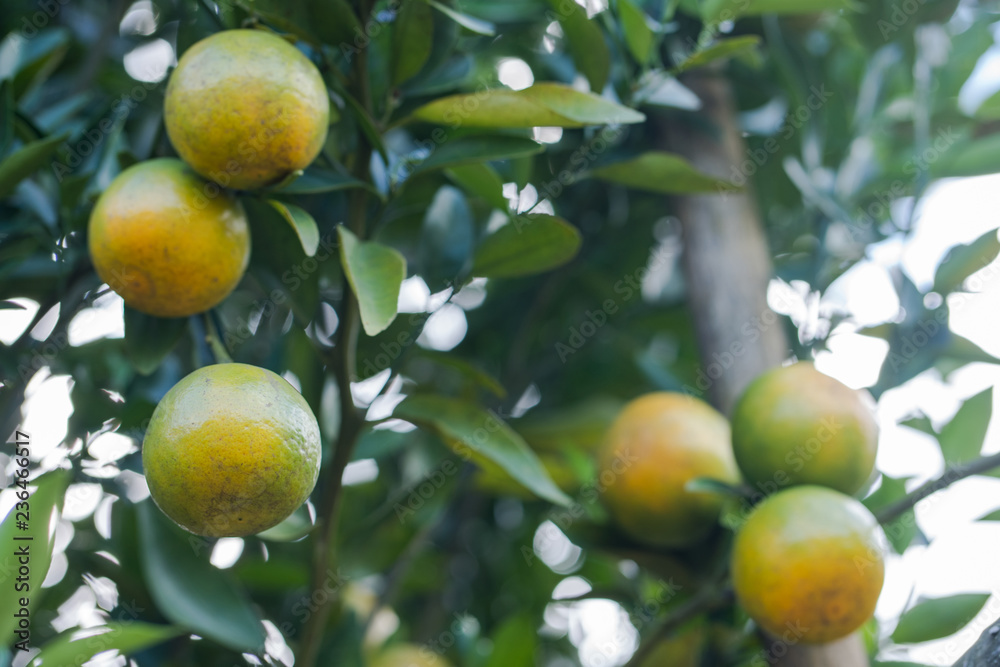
731;485;885;644
142;363;322;537
731;362;878;497
164;29;330;190
597;393;740;549
370;645;452;667
88;158;249;318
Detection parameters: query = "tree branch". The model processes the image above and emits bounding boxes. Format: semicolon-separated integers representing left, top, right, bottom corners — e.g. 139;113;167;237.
875;451;1000;525
622;585;733;667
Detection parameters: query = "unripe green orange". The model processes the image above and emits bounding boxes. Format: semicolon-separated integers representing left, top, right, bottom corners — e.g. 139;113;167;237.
165;29;330;190
143;363;321;537
731;362;878;496
597;393;740;549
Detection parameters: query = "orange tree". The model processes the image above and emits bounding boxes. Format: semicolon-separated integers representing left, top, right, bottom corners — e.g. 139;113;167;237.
2;1;1000;666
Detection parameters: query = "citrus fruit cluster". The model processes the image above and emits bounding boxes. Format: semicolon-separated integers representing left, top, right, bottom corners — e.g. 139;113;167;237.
88;29;329;318
87;30;329;537
595;361;885;644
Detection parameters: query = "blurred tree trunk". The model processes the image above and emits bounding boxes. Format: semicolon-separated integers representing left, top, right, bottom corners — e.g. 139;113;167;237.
660;67;869;667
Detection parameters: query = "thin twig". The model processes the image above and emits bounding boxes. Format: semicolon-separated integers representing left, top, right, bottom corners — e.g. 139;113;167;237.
876;451;1000;524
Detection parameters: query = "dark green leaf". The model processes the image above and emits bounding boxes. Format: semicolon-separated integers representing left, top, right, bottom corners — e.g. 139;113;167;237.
339;226;407;336
445;163;508;210
937;388;992;465
28;623;184;667
0;133;68;198
137;502;266;653
392;0;434;85
618;0;655;64
892;594;991;644
0;300;26;310
309;0;363;47
410;82;645;128
420;185;473;287
394;394;572;506
483;614;538;667
548;0;610;92
472;214;582;279
425;0;496;35
933;229;1000;294
3;28;72;99
0;470;69;646
589;151;738;193
266;200;321;256
701;0;856;24
414;135;544;175
0;80;14;155
123;307;189;376
676;36;761;72
414;349;507;397
268;166;369;195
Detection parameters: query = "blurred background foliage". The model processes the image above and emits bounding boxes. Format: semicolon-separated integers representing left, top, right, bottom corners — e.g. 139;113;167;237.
2;0;1000;665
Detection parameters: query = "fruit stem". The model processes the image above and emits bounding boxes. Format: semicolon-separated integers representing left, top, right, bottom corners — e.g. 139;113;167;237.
875;451;1000;525
202;311;233;364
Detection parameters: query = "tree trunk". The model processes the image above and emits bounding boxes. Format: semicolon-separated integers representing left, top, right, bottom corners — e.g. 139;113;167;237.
661;67;869;667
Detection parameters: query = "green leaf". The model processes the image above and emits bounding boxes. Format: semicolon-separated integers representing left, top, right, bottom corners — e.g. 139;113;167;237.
123;307;189;376
257;505;315;542
445;163;508;210
414;135;544;175
472;214;582;279
424;0;496;35
975;508;1000;522
702;0;855;24
892;594;991;644
937;388;992;465
933;229;1000;294
266;200;320;256
933;133;1000;178
589;151;739;193
394;394;572;506
269;166;369;195
900;414;936;436
0;299;26;310
392;0;434;85
420;185;474;287
308;0;362;46
137;502;266;653
633;70;701;110
413;349;507;397
28;622;184;667
863;474;917;553
0;470;69;646
338;226;407;336
685;477;748;497
0;80;14;155
483;614;538;667
0;133;68;198
676;36;761;72
974;89;1000;120
549;0;610;92
618;0;655;64
410;82;645;128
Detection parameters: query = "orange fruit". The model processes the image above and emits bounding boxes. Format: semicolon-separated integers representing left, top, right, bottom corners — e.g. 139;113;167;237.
597;393;740;549
370;645;452;667
164;29;330;190
142;363;321;537
88;158;249;318
731;485;885;644
731;362;878;497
